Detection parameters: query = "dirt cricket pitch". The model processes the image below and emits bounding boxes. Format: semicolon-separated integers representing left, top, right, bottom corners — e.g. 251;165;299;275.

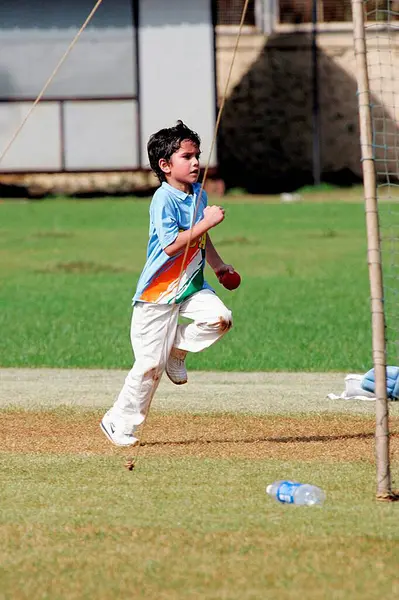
1;369;399;463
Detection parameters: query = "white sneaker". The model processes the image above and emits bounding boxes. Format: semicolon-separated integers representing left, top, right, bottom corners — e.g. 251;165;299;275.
166;348;188;385
100;411;139;447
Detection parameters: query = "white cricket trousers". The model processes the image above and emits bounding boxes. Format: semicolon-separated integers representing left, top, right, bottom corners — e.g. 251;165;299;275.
110;289;232;433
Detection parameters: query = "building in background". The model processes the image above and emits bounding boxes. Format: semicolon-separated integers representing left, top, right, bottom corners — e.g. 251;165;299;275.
0;0;216;174
0;1;395;194
216;0;399;193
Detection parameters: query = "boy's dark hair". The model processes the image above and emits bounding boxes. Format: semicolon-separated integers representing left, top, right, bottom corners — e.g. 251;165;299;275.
147;120;201;182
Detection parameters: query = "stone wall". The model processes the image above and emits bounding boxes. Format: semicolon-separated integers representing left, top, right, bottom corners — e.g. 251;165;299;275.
0;170;158;199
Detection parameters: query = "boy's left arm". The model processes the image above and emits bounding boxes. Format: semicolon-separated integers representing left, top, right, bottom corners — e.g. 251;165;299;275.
206;234;234;276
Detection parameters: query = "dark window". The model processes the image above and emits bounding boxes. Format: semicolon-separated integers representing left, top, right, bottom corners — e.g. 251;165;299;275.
279;1;353;24
216;0;256;26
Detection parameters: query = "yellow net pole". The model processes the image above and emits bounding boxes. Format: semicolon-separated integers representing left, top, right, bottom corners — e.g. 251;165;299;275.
352;0;392;499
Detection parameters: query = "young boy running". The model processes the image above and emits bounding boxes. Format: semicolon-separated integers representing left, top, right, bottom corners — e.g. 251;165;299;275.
101;121;235;447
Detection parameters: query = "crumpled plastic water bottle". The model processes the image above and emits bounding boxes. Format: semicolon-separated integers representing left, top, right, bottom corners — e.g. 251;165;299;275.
266;480;326;506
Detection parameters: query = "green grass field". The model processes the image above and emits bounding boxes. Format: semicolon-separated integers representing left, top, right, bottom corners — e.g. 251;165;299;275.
1;406;399;599
2;452;399;599
2;188;399;600
0;187;372;371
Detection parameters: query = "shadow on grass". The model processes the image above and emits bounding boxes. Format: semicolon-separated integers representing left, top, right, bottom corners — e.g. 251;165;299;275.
140;431;389;446
36;261;131;274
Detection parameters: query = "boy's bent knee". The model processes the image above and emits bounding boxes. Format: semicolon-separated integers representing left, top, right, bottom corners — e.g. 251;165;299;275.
203;308;233;334
218;309;233;333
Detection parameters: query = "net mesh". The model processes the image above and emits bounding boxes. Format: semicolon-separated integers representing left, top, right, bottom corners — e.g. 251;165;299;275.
279;1;353;23
363;1;399;367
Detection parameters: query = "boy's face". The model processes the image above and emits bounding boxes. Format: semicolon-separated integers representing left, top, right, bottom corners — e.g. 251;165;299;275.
160;140;201;190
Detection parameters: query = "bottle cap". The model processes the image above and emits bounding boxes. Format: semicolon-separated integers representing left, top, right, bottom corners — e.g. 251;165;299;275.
266;485;272;494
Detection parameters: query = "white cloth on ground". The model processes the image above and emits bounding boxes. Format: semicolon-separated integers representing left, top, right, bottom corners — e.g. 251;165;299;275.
327;374;376;402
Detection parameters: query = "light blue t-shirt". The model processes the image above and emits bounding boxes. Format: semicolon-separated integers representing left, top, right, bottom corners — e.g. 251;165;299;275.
133;182;212;304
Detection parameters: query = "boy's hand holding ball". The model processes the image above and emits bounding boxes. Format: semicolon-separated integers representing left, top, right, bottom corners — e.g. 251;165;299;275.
216;265;241;290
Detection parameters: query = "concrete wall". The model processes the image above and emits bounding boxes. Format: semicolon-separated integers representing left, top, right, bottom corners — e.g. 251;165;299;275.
139;0;216;169
216;26;399;192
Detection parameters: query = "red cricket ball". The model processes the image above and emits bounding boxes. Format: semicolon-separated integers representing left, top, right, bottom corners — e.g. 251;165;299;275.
218;270;241;290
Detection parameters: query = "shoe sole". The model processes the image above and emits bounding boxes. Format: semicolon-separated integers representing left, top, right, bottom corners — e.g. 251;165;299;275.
165;369;187;385
100;421;139;447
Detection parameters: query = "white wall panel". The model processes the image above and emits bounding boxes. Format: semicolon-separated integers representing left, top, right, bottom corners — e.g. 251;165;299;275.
64;101;138;170
0;102;61;171
139;0;216;168
0;0;135;99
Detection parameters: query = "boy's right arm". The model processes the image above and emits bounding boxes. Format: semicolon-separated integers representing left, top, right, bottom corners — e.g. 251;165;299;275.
164;205;225;257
